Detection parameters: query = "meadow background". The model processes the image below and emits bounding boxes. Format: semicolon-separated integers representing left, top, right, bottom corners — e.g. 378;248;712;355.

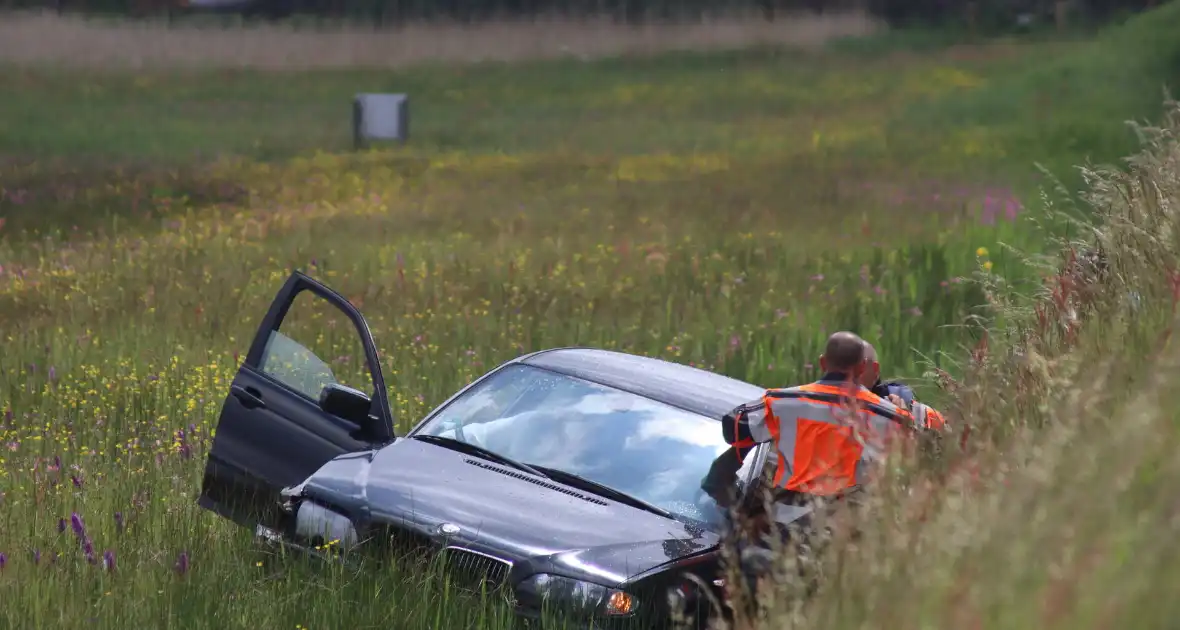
2;2;1180;628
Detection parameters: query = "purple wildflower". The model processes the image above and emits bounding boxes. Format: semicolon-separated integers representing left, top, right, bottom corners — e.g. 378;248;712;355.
0;552;6;570
69;512;98;563
102;550;115;572
114;512;125;534
980;195;997;226
1004;197;1022;221
71;474;83;489
48;366;56;382
58;518;67;533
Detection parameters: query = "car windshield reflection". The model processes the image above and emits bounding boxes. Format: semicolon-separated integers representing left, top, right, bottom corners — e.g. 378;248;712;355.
415;364;754;531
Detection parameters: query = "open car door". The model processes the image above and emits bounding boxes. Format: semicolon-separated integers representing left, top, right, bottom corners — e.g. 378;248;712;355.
199;271;395;532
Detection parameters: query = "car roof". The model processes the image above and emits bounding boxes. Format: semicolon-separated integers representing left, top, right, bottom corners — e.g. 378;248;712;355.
518;348;766;419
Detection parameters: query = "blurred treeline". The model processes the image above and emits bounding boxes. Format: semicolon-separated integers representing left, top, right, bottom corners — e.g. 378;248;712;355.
0;0;1165;31
873;0;1163;29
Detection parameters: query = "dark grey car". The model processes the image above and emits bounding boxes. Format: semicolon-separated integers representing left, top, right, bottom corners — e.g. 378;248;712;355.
197;271;795;627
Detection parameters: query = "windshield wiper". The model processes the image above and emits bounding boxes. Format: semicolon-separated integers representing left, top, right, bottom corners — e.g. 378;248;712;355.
529;465;675;520
411;434;551;480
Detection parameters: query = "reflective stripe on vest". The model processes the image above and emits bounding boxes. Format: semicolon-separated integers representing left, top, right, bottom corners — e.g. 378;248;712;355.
911;402;947;430
910;401;929;428
751;383;912;495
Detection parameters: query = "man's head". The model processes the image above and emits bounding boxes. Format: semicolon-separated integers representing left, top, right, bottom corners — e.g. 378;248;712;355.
818;331;866;382
860;341;880;388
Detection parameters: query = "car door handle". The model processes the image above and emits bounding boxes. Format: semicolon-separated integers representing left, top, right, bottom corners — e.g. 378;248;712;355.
231;385;267;410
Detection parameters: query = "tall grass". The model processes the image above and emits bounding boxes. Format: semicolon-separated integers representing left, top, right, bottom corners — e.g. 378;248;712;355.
5;108;1173;624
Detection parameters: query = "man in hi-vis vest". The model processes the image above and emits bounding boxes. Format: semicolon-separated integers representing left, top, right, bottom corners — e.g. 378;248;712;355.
712;332;916;601
723;331;914;504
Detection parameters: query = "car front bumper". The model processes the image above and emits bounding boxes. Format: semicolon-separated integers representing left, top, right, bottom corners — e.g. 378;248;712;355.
254;525;692;629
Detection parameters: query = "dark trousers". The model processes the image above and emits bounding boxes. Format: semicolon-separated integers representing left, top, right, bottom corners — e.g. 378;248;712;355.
732;487;865;599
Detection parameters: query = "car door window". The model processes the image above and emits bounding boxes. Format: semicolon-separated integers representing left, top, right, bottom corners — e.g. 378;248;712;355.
258;290;375;402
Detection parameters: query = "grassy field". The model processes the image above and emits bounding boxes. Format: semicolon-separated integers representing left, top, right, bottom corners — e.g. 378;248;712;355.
2;4;1180;629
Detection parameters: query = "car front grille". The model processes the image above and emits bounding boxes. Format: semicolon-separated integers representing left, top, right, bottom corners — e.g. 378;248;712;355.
438;546;513;595
374;523;514;596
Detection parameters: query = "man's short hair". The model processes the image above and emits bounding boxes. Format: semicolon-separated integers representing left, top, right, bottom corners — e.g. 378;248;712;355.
824;332;865;372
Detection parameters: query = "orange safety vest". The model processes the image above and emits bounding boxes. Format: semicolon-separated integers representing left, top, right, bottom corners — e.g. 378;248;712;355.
723;376;915;496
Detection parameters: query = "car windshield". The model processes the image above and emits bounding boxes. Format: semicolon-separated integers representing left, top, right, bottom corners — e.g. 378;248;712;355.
415;363;757;532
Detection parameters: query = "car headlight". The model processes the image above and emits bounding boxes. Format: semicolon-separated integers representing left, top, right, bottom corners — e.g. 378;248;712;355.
516;573;638;617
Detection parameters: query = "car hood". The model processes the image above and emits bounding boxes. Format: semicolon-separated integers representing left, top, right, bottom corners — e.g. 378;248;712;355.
295;436;721;584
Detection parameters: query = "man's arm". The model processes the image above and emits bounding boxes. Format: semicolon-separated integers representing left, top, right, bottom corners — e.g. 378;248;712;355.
880;381;947;431
700;446;744;508
721;397;776;455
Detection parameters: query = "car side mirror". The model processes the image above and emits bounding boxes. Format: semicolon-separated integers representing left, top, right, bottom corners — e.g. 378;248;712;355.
319;383;372;425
